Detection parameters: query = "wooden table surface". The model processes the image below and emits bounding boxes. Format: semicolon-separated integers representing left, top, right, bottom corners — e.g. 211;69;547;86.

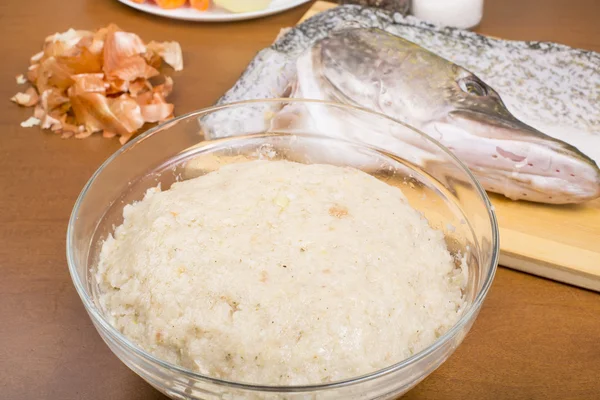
1;1;599;399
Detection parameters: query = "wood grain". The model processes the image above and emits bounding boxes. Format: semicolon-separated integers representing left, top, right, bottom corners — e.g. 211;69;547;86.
1;1;599;400
301;1;600;291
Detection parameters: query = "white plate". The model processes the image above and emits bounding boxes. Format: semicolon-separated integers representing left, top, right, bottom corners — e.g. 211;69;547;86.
117;0;311;22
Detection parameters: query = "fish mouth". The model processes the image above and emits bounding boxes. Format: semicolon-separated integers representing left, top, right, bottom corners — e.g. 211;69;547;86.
431;109;600;204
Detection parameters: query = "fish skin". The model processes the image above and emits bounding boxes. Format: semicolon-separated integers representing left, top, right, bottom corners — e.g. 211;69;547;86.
208;7;402;140
214;5;600;204
293;28;600;203
217;6;396;106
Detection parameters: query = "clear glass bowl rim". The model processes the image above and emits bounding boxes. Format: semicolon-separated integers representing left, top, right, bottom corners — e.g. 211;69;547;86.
66;98;499;393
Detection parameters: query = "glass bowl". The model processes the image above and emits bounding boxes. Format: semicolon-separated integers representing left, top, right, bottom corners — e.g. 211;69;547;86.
67;99;499;399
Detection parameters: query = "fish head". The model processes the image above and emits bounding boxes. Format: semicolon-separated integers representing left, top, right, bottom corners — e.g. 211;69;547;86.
432;67;600;203
306;28;464;125
298;27;600;203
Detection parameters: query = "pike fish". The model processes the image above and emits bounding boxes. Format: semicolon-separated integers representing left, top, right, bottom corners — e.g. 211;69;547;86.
212;5;600;204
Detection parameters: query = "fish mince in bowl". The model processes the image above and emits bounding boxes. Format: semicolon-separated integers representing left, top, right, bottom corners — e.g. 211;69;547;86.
97;159;466;384
67;99;498;399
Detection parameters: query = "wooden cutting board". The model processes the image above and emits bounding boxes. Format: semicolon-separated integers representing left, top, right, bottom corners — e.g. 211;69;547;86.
296;1;600;291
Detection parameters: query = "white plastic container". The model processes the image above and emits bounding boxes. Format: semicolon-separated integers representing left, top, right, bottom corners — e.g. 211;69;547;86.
412;0;484;29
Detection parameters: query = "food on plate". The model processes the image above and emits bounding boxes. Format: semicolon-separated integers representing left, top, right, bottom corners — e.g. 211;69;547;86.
213;0;272;13
190;0;210;11
11;25;183;144
132;0;272;13
215;5;600;204
154;0;187;8
130;0;187;7
96;160;467;385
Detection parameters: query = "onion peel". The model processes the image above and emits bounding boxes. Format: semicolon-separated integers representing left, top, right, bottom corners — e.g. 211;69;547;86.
12;24;181;144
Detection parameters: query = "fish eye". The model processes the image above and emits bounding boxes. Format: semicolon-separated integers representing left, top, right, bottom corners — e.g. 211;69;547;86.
459;78;488;96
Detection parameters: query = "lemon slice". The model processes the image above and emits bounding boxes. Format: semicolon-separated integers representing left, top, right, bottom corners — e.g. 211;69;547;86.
214;0;272;13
